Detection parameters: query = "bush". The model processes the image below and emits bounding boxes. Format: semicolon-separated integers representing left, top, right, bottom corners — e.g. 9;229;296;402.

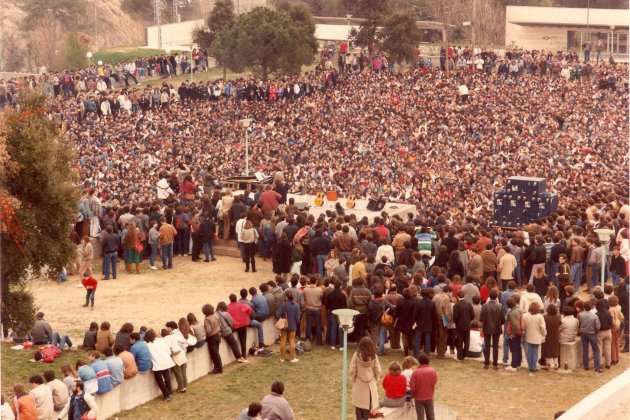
1;289;37;336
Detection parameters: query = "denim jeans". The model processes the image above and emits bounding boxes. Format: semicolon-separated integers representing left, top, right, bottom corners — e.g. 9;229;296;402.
150;243;158;267
525;342;539;372
162;243;173;269
377;325;388;354
591;264;602;289
414;330;431;359
176;228;189;255
611;272;621;287
502;322;510;364
103;252;117;279
249;319;265;346
316;254;328;276
203;241;215;260
51;333;72;351
570;263;583;291
306;310;322;344
85;289;95;305
581;333;600;370
326;310;343;347
509;336;522;368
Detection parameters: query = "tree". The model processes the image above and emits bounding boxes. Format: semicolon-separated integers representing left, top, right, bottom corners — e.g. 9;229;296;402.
65;34;88;69
353;0;392;52
472;0;506;47
193;0;236;78
381;13;422;66
1;92;78;336
213;6;318;79
1;32;25;72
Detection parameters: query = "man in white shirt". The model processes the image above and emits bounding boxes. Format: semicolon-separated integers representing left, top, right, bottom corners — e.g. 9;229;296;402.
29;375;54;420
235;212;248;262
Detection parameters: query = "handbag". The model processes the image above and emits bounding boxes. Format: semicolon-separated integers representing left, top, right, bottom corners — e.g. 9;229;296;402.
276;304;288;330
380;301;393;326
135;243;143;253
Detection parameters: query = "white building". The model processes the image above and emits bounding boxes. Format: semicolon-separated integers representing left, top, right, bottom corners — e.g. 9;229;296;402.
505;6;628;55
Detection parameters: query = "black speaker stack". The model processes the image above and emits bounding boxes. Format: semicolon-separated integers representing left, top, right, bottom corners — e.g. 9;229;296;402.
491;176;558;228
367;197;387;212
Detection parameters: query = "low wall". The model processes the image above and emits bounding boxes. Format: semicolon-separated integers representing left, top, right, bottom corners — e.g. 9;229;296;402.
558;368;630;420
382;401;457;420
93;318;279;419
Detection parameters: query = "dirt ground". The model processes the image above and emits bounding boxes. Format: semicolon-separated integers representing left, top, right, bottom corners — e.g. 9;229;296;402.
28;255;277;340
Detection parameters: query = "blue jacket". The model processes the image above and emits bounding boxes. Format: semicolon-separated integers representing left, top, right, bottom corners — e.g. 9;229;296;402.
90;358;113;394
105;356;125;386
251;294;270;321
130;341;152;372
276;301;301;333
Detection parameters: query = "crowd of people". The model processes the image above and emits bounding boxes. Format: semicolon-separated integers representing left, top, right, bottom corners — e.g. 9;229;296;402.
2;41;629;419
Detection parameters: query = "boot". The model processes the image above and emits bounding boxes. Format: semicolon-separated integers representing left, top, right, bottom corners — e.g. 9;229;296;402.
83;299;89;308
135;263;140;274
125;264;132;273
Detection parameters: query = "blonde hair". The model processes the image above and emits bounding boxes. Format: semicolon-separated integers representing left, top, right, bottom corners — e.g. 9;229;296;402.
388;361;402;375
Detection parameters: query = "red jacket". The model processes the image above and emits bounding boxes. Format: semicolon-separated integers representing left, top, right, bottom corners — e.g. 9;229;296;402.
42;346;62;363
382;373;407;399
409;365;437;401
82;276;98;291
227;302;252;329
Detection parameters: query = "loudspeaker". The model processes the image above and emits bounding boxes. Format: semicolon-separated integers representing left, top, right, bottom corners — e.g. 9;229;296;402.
367;197;387;211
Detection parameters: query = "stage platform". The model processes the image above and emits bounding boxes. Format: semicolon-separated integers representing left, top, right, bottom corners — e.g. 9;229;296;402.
234;190;416;223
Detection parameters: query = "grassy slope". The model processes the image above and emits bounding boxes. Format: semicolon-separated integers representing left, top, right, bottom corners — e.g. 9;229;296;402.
3;342;627;419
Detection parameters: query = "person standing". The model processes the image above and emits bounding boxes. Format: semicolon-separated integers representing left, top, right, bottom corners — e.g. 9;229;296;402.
303;277;324;346
100;225;119;280
349;336;381;420
221;189;234;240
276;291;301;363
158;217;177;270
595;300;613;370
480;289;503;370
148;220;159;270
505;297;524;372
578;301;602;372
81;275;97;309
144;329;175;401
201;214;217;262
413;288;438;359
241;220;259;273
542;304;561;370
78;236;93;277
432;286;453;359
522;301;547;375
227;294;253;359
324;279;347;350
452;290;474;361
409;354;438;420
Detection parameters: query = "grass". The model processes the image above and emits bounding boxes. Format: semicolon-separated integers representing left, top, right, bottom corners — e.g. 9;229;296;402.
4;340;623;419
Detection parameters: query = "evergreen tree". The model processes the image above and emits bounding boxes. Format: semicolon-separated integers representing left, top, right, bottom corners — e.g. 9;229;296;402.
1;92;77;335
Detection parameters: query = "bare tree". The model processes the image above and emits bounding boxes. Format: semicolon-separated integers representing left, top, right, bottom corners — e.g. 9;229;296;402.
468;0;505;47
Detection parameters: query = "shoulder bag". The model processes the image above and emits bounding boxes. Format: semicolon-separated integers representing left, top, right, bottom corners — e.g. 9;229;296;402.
276;304;289;330
380;301;393;326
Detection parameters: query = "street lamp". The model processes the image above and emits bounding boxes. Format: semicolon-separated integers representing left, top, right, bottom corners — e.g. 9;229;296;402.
595;228;614;290
332;308;359;420
86;51;93;66
239;118;253;176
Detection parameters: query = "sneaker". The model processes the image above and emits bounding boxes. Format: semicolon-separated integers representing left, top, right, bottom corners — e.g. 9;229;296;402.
331;346;336;350
290;358;300;363
280;359;285;362
149;265;157;270
339;347;344;352
505;366;517;372
164;395;172;401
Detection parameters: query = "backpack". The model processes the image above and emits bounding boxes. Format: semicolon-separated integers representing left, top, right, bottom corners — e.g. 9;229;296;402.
299;232;311;247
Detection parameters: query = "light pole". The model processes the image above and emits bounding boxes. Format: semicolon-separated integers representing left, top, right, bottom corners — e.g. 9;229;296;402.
239;118;253;176
332;308;359;420
610;25;616;56
346;14;352;47
595;228;614;290
94;0;98;52
86;51;93;66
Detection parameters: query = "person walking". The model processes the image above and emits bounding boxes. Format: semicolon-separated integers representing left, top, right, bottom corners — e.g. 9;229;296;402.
409;354;437;420
276;291;301;363
480;289;503;370
349;336;381;420
158;217;177;270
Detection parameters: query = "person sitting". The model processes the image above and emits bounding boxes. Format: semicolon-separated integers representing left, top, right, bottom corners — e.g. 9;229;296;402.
30;312;73;350
114;323;134;351
238;402;263;420
87;351;113;394
81;322;98;350
467;321;484;358
401;356;418;399
76;359;98;395
28;375;54;420
113;344;138;379
43;370;69;416
380;361;407;408
95;321;114;353
261;381;294;420
103;346;125;387
129;332;152;373
11;384;37;420
57;380;99;420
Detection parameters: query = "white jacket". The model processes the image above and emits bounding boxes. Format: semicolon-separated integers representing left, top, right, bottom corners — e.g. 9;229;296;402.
146;338;176;371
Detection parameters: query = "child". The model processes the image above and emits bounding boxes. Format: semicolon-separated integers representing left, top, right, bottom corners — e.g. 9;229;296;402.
81;275;98;309
401;356;418;398
468;321;484;358
380;361;407;408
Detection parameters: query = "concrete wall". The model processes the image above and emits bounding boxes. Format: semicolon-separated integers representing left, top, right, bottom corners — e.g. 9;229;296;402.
505;23;568;52
93;318;279;419
559;368;630;420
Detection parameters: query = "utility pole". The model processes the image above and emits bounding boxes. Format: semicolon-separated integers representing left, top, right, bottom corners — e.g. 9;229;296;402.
471;0;476;55
94;0;98;52
154;0;162;49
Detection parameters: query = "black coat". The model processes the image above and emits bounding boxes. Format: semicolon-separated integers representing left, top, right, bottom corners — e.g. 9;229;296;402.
413;297;438;332
447;260;465;279
201;219;215;243
394;297;416;335
273;239;292;274
452;300;475;332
